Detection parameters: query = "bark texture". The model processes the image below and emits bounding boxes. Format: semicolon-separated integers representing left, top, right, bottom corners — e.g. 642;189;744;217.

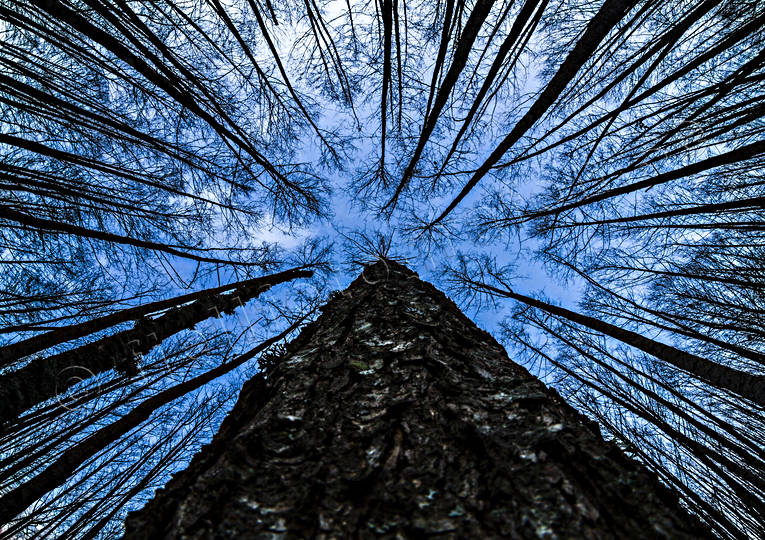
123;260;708;539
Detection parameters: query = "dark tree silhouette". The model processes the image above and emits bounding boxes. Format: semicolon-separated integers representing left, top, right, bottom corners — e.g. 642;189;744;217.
0;267;313;424
1;0;762;536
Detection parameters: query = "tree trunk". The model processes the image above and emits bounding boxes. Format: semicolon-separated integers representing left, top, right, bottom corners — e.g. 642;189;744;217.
0;268;312;423
0;266;313;366
466;279;765;407
123;260;708;538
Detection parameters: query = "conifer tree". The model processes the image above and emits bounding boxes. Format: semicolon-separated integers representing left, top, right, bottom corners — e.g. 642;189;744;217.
124;260;708;538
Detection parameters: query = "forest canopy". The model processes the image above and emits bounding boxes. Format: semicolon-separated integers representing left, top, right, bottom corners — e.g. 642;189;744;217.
0;0;763;537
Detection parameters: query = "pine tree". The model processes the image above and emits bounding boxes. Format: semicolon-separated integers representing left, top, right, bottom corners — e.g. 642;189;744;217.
123;260;707;538
1;0;763;535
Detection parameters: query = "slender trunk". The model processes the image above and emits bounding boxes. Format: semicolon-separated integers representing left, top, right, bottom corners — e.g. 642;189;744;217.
424;0;454;120
0;269;312;423
387;0;496;209
0;266;312;366
123;260;706;538
0;317;304;525
517;332;748;540
0;133;237;213
432;0;638;225
438;0;547;177
472;279;765;406
28;0;315;203
0;203;254;267
379;0;393;168
563;195;765;227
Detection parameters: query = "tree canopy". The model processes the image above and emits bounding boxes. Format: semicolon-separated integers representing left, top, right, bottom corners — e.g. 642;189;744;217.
0;0;763;537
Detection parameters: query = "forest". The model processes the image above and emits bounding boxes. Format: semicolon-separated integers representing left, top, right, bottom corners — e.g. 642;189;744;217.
0;0;763;537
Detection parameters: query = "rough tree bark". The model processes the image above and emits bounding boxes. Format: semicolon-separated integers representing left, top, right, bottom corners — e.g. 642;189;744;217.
123;260;708;538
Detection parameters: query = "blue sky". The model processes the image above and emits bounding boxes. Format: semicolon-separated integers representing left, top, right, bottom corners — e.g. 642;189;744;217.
4;0;762;536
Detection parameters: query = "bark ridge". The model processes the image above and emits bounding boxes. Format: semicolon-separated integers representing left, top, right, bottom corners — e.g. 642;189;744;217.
124;260;707;539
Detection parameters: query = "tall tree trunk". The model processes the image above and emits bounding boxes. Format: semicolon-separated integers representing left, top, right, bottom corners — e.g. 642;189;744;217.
0;268;312;423
123;260;707;538
465;279;765;407
0;266;313;366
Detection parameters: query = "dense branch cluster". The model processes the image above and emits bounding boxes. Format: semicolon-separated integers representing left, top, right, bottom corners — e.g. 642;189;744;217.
0;0;763;537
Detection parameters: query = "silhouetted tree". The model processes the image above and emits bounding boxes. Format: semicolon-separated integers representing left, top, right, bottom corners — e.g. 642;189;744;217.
1;0;762;536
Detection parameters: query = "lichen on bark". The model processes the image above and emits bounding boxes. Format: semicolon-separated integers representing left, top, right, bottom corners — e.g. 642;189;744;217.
124;260;708;539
